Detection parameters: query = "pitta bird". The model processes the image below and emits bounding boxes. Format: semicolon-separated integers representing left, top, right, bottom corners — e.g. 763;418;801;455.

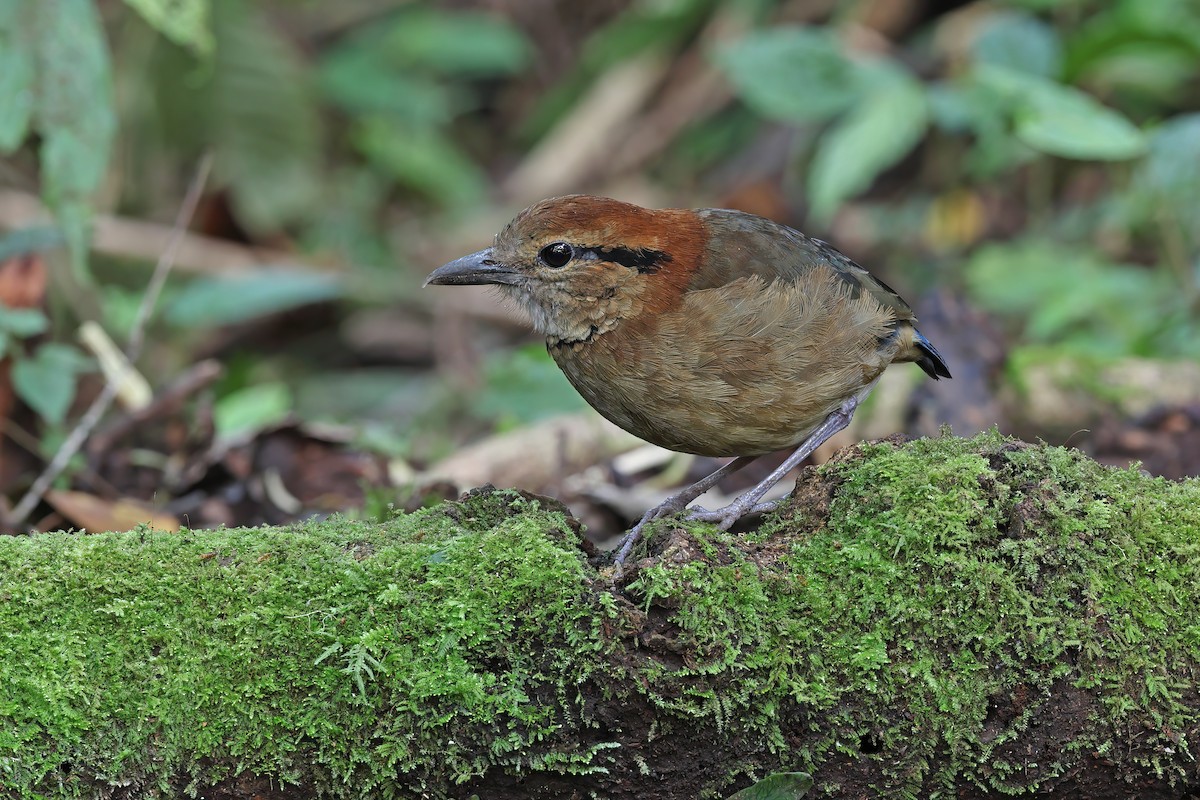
425;195;950;565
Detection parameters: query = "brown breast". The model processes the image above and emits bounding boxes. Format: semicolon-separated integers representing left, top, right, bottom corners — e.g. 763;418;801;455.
550;269;902;457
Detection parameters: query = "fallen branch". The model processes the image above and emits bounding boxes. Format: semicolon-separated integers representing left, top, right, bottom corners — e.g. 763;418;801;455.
1;433;1197;799
0;187;283;275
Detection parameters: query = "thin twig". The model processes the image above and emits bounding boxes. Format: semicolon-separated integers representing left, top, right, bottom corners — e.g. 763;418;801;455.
87;359;224;455
9;154;214;531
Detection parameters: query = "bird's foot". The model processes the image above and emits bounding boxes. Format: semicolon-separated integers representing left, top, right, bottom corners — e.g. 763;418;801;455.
613;495;787;574
612;494;694;569
686;497;786;531
610;456;759;571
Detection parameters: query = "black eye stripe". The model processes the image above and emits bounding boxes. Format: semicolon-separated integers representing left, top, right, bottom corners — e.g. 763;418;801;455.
578;246;670;274
539;243;671;273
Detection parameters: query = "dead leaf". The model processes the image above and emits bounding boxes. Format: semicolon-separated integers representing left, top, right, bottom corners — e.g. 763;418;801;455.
46;489;180;532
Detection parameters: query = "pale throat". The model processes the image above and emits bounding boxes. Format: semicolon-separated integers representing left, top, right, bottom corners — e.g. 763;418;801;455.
502;282;630;345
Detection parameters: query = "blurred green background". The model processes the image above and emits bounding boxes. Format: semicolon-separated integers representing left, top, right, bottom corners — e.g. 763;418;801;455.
1;0;1199;519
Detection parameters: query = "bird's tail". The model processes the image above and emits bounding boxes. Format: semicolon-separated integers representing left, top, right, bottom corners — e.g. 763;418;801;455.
913;330;952;380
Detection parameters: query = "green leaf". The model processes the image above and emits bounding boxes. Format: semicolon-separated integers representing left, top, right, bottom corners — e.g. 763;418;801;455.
353;117;486;208
807;64;928;222
1134;114;1200;212
477;344;588;427
727;772;814;800
1015;103;1146;161
0;2;35;150
28;0;116;280
12;343;94;425
140;0;322;232
0;305;48;337
582;0;710;70
122;0;212;55
214;383;292;440
1079;44;1196;106
0;226;64;263
1130;114;1200;248
382;9;530;76
973;65;1146;160
964;239;1192;357
970;10;1062;77
716;27;862;123
208;0;323;232
165;270;343;328
318;42;456;124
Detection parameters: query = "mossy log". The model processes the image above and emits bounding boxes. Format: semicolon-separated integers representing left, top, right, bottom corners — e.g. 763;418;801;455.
3;432;1199;799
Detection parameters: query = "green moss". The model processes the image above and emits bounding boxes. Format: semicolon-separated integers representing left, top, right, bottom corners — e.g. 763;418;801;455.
0;491;613;798
3;433;1198;798
627;430;1200;796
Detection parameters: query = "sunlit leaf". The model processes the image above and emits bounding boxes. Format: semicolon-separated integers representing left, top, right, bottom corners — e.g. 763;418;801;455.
12;343;94;425
122;0;212;55
973;65;1146;160
716;27;862;123
727;772;814;800
970;10;1062;77
214;383;292;440
166;270;343;328
808;64;928;222
0;2;35;151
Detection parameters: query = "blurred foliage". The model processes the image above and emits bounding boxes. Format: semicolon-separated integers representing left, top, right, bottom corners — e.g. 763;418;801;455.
477;344;589;430
0;303;87;427
164;270;344;328
1;0;1199;462
140;0;324;233
11;343;94;426
318;7;530;207
0;0;115;277
123;0;212;55
965;241;1192;357
213;382;292;441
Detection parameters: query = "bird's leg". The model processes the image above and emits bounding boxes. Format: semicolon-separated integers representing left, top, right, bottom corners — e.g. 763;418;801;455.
612;455;757;566
687;395;862;531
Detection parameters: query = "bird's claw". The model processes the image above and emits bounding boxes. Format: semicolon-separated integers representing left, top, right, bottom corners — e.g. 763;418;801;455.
681;505;738;530
612;497;691;569
685;497;786;531
612;496;788;572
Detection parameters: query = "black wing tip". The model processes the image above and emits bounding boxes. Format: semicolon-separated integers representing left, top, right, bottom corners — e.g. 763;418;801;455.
914;331;952;380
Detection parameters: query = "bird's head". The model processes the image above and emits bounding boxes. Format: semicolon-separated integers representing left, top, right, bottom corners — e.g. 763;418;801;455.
424;195;705;344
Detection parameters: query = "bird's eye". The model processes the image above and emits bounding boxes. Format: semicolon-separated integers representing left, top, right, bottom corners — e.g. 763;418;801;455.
539;242;573;268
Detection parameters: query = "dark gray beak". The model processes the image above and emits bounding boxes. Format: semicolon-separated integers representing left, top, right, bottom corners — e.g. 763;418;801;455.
424;248;519;287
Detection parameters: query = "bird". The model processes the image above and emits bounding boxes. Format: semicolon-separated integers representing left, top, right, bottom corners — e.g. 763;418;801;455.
425;195;950;566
